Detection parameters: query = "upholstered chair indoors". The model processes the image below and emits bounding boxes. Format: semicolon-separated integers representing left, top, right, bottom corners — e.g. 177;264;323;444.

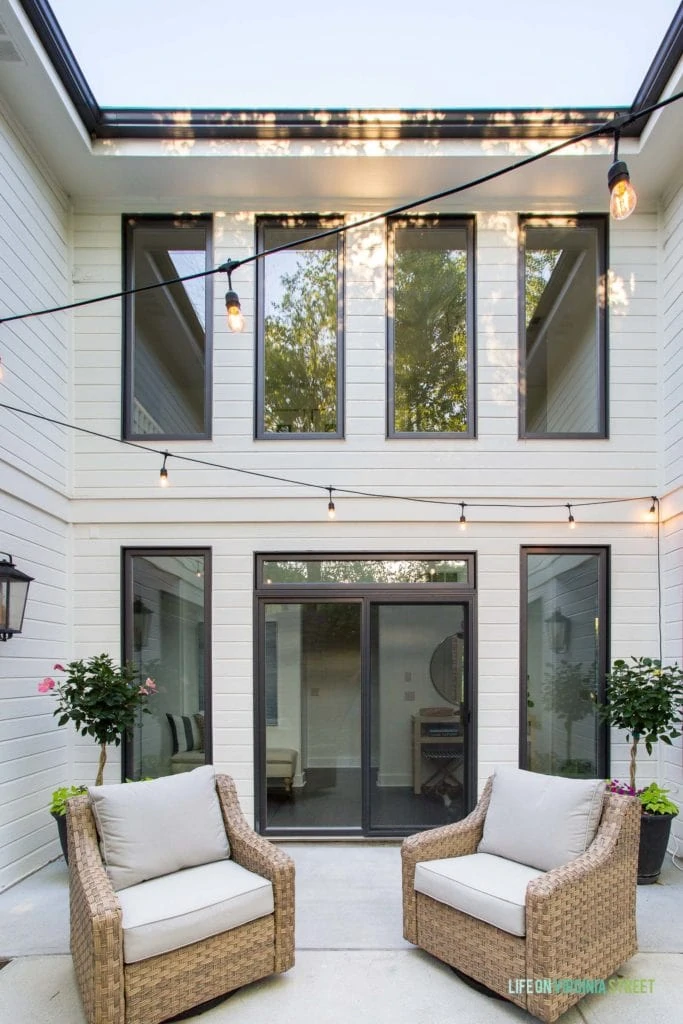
67;767;295;1024
402;767;639;1023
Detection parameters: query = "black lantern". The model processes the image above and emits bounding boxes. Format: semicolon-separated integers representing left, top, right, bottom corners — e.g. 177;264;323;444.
0;553;34;641
546;608;571;655
133;596;153;652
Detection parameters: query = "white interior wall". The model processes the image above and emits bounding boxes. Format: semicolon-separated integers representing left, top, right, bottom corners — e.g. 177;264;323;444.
0;101;71;890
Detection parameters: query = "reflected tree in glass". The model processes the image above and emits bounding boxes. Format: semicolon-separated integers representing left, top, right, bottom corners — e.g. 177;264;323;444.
393;243;468;433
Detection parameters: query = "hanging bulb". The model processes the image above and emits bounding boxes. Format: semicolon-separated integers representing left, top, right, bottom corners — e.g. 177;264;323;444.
225;290;244;332
648;497;657;520
327;487;336;520
221;259;244;332
459;502;467;530
608;131;637;220
567;503;576;529
159;452;169;488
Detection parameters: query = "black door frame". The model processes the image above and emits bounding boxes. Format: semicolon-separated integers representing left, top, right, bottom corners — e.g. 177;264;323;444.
254;553;477;837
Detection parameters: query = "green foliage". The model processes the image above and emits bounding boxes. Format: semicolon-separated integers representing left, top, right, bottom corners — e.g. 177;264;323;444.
49;654;153;748
393;248;468;432
50;785;87;817
264;248;338;433
638;782;679;816
600;656;683;789
525;248;561;327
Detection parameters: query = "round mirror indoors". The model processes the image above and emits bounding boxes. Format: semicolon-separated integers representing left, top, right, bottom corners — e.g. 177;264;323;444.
429;634;464;706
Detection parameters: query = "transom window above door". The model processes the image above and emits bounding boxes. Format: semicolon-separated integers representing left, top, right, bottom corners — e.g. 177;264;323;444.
387;216;475;437
256;216;344;438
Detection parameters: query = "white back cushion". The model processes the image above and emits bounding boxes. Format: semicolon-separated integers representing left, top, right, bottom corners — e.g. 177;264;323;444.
477;767;605;871
89;765;230;890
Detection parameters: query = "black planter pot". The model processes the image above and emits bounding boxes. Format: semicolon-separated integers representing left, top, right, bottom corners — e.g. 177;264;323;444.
638;811;676;884
51;811;68;863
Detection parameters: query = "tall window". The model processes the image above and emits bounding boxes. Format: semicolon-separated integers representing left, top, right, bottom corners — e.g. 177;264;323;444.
123;549;211;781
256;217;344;438
123;216;212;439
521;547;608;779
388;216;474;436
519;216;607;437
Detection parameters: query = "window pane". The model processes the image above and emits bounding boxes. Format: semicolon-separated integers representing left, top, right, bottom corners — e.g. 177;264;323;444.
262;558;469;585
260;222;340;434
524;551;604;778
521;218;605;436
391;219;471;434
126;219;210;437
128;553;209;779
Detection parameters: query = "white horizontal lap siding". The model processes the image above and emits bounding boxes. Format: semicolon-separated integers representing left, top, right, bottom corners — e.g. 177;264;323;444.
0;105;70;890
70;516;661;819
661;184;683;493
71;208;659;500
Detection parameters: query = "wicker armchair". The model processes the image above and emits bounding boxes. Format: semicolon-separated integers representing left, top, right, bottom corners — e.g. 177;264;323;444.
67;773;295;1024
402;774;640;1023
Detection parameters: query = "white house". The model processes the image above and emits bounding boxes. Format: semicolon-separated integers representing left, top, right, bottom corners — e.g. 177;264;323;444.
0;0;682;890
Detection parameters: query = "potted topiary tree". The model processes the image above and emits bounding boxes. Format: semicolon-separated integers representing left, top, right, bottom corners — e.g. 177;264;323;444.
600;656;683;883
38;654;156;860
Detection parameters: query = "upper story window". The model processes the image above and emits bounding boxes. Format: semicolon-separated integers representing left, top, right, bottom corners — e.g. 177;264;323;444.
519;216;607;438
256;216;344;438
387;216;475;437
123;216;212;440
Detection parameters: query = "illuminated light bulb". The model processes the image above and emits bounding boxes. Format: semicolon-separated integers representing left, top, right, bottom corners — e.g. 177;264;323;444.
608;161;637;220
648;497;657;519
459;502;467;530
567;504;576;529
159;453;169;488
225;291;244;332
327;487;336;520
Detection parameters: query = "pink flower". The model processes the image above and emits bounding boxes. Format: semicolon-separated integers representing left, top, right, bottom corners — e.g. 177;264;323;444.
38;678;56;693
144;678;157;692
53;663;66;672
139;686;148;695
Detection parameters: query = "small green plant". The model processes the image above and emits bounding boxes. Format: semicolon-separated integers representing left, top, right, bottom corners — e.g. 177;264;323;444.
600;657;683;790
638;782;679;816
49;785;87;817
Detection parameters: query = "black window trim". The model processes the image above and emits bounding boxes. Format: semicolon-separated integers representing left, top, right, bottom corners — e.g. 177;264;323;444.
255;214;345;440
121;546;213;781
518;544;610;778
122;213;214;442
387;214;476;439
518;213;608;440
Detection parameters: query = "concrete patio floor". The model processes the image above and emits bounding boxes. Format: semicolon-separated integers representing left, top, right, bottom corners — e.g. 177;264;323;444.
1;843;682;1023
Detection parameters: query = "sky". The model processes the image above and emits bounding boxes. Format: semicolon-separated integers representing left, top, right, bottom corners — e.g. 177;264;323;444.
49;0;680;110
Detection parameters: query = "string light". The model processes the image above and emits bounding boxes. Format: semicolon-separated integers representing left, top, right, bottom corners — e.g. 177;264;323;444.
222;259;244;333
607;129;637;221
459;502;467;530
0;92;681;331
327;486;336;520
159;452;169;487
648;496;657;519
567;503;576;529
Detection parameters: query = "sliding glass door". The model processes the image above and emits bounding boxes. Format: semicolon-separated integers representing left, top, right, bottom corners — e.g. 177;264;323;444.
256;555;475;836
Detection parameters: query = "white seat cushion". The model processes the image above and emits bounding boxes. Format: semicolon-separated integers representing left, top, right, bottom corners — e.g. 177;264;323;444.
414;853;544;937
477;767;605;871
89;766;230;890
117;860;274;964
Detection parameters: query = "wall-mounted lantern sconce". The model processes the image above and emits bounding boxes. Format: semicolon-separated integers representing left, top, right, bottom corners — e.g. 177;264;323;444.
0;553;34;641
546;608;571;655
133;596;153;652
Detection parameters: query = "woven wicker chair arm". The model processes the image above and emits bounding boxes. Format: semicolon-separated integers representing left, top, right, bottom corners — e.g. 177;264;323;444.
401;776;492;867
526;794;640;903
68;795;122;921
215;775;295;973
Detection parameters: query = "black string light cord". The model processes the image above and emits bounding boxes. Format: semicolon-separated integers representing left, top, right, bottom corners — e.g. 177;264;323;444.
0;401;662;524
0;90;681;327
